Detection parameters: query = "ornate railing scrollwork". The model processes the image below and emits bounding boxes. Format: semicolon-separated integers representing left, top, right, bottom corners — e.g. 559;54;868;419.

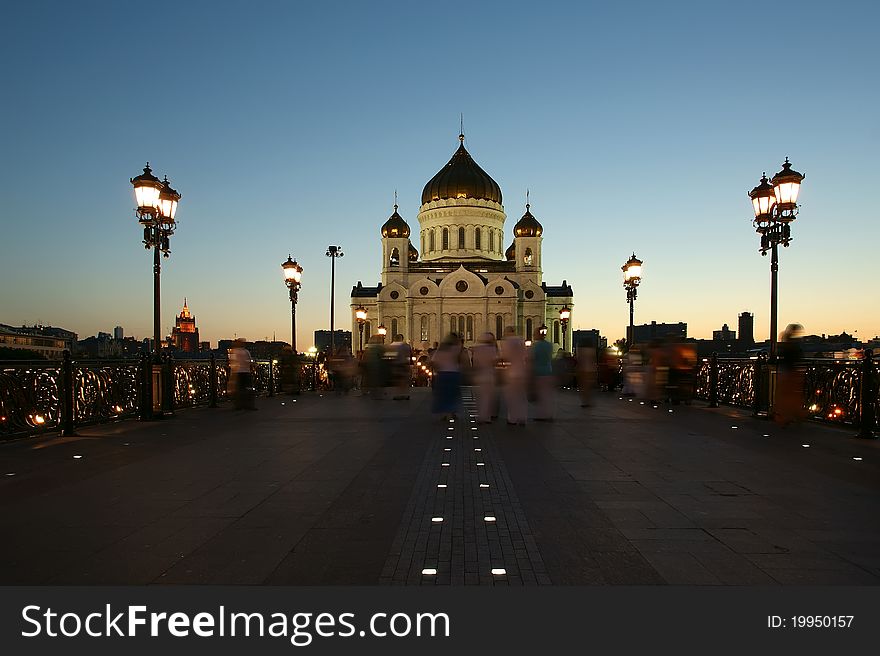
0;362;62;438
695;358;755;407
802;359;861;423
73;360;141;425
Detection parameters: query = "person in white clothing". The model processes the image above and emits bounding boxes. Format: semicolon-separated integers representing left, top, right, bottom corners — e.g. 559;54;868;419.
472;332;499;423
500;326;527;425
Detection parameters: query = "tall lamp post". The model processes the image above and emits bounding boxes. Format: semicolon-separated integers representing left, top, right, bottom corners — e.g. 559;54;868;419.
131;163;181;363
622;254;642;348
355;305;367;355
281;255;303;353
559;305;571;352
748;158;805;361
325;245;344;354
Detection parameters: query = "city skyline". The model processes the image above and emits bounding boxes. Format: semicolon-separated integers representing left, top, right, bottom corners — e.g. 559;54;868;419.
2;1;878;347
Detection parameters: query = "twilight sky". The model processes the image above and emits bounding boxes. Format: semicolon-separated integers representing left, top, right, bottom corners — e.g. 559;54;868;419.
2;0;878;347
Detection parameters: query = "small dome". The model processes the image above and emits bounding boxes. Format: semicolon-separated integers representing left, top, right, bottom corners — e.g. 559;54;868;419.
421;135;502;205
505;241;516;261
513;204;543;237
381;205;410;238
408;241;418;262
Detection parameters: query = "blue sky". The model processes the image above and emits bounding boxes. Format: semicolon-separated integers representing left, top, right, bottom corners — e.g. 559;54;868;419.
2;0;878;346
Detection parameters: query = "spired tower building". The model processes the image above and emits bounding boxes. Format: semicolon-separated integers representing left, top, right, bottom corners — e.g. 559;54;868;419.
170;298;200;352
350;133;574;351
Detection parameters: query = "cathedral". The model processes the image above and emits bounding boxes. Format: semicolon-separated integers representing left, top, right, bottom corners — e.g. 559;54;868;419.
350;133;574;351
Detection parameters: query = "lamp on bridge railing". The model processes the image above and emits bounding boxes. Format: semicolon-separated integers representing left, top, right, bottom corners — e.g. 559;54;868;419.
748;158;805;361
281;255;303;354
131;164;182;366
622;253;642;348
355;305;367;354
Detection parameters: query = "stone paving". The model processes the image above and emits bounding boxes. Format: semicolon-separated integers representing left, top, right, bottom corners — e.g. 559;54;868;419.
1;387;878;585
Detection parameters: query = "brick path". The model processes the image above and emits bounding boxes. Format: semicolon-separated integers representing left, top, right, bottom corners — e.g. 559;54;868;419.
1;387;878;585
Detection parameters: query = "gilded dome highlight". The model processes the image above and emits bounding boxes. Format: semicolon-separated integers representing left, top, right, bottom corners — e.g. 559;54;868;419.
513;204;543;237
381;205;410;238
421;135;502;206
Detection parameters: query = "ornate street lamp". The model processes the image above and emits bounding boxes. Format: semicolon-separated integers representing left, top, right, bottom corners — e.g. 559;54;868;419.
538;323;548;338
131;163;182;364
355;305;367;354
281;255;303;353
377;323;387;343
559;305;571;352
326;245;344;353
748;158;805;361
622;253;642;347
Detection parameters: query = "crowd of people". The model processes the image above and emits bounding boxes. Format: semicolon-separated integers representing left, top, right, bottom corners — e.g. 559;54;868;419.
227;324;810;429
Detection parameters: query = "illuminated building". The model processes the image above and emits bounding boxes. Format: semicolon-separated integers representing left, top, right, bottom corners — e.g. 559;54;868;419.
170;299;200;352
350;132;574;348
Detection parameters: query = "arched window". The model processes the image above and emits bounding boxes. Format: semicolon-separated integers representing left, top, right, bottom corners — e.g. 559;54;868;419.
458;227;465;248
389;247;399;267
489;230;494;253
391;318;398;339
458;316;465;336
495;315;503;340
475;228;481;250
466;316;473;342
420;315;428;342
524;248;533;266
430;230;436;251
442;228;449;250
421;233;426;255
554;320;560;344
366;322;372;340
450;316;456;335
526;318;533;339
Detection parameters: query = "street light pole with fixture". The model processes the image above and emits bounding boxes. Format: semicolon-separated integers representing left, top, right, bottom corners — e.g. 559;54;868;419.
748;158;805;361
281;255;303;353
622;254;642;348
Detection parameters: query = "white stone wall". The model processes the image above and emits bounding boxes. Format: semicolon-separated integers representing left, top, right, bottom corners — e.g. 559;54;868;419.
417;198;506;262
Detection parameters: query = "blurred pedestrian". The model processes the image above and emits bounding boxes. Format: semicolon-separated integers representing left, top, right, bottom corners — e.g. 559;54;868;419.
531;328;555;420
390;334;412;400
362;334;387;398
228;338;256;410
500;326;527;425
576;343;597;407
431;333;464;420
472;332;499;423
774;323;806;427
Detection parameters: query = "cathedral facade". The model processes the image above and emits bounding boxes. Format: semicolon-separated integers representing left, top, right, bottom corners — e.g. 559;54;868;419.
350;134;573;351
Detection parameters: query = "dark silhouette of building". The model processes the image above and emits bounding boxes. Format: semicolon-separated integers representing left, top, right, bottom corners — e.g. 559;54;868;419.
170;299;200;352
632;321;687;343
713;323;736;341
315;330;352;354
738;312;754;345
572;329;607;350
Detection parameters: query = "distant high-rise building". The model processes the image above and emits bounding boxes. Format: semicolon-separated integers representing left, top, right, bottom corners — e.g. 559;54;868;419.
713;323;736;341
170;299;200;352
631;321;687;343
738;312;754;345
114;326;124;340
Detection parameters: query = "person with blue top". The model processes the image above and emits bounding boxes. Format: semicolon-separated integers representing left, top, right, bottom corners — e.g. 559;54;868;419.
531;328;555;421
